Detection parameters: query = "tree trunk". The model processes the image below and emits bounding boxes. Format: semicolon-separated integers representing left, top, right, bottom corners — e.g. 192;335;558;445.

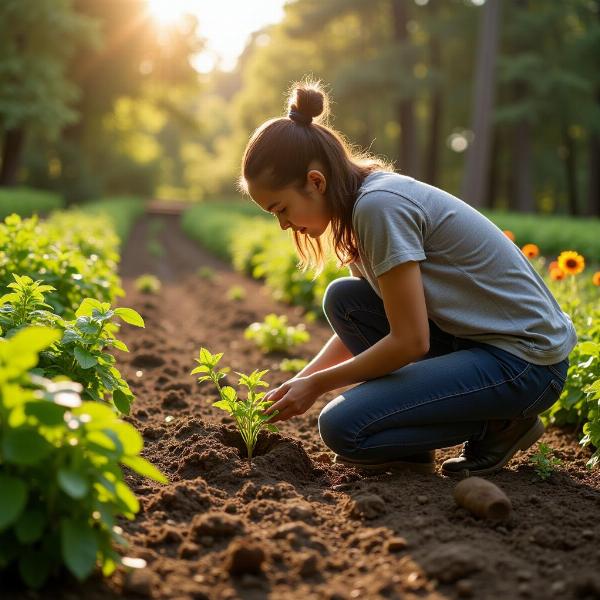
513;118;535;212
460;0;502;207
0;128;26;186
562;126;579;216
587;128;600;217
424;31;442;186
392;0;419;178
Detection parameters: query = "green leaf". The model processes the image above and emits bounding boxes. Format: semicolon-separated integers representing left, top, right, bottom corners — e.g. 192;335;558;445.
265;424;279;433
113;308;145;328
111;422;143;456
121;456;168;484
0;475;28;530
58;469;89;499
112;388;132;415
115;481;140;515
75;298;104;318
60;519;99;580
74;346;97;369
110;339;129;352
212;399;233;413
25;401;67;426
14;509;46;544
3;429;52;465
19;550;50;589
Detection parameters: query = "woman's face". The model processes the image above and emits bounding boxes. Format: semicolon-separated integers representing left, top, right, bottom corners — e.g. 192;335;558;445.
247;167;331;238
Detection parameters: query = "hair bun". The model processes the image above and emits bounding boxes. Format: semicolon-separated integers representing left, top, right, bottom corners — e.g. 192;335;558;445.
287;78;328;125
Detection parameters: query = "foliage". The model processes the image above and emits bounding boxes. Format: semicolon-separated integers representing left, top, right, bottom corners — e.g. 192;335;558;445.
0;188;64;220
76;197;145;242
134;274;161;294
0;213;124;319
227;286;246;301
529;443;563;480
279;358;308;373
0;274;144;414
245;314;310;354
0;326;167;588
190;348;278;459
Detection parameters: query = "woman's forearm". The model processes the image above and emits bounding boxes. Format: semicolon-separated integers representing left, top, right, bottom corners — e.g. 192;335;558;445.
295;333;354;380
312;334;426;394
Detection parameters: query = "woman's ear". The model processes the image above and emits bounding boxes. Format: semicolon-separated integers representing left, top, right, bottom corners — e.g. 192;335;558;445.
307;169;326;194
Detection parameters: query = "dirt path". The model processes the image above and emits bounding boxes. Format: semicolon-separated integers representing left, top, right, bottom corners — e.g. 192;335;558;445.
7;212;600;600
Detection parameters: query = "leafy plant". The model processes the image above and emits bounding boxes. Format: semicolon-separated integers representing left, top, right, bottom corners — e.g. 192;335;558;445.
279;358;308;373
244;313;310;354
227;285;246;301
191;348;278;459
529;442;563;480
197;266;216;280
134;274;161;294
0;274;144;413
0;326;167;588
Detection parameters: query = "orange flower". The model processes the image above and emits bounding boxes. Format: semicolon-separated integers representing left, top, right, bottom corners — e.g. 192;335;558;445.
503;230;516;242
557;251;585;276
593;271;600;286
550;267;566;281
548;260;559;272
521;243;540;259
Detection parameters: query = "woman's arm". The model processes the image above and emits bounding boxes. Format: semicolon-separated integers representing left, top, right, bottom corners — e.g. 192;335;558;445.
294;333;354;379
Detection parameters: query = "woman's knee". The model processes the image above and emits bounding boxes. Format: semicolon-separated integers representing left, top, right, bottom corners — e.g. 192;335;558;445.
322;277;363;322
318;400;355;455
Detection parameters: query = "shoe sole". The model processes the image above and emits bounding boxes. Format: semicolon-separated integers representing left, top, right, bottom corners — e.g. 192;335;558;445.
334;456;436;475
441;417;545;477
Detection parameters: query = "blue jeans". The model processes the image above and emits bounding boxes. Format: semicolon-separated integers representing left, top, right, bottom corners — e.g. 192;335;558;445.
317;277;569;462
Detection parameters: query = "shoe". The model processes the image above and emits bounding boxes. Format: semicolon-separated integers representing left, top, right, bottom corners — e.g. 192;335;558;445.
333;450;436;474
441;416;545;477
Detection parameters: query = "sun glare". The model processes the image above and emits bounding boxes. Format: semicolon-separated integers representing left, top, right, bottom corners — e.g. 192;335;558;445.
146;0;191;27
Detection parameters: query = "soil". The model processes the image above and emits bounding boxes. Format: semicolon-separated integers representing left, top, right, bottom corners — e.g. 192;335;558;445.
4;212;600;600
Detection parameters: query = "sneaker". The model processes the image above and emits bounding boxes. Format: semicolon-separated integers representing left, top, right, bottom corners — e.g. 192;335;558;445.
333;450;436;474
441;416;545;477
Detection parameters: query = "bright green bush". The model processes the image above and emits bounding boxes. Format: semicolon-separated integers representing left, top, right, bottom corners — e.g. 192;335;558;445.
0;188;64;220
0;327;167;589
75;196;145;243
0;274;143;414
134;274;161;294
244;313;310;354
0;213;124;318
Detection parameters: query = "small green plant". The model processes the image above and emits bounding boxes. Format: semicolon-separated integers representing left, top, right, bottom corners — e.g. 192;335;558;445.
530;442;563;480
0;274;144;413
134;274;161;294
190;348;278;459
279;358;308;373
244;313;310;354
197;266;216;280
147;239;164;258
0;327;167;588
227;285;246;301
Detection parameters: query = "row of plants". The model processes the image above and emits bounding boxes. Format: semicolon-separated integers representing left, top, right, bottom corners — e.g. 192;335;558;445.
0;207;165;588
0;187;65;220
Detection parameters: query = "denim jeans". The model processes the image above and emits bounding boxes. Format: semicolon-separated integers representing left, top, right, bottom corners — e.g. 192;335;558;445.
317;277;570;462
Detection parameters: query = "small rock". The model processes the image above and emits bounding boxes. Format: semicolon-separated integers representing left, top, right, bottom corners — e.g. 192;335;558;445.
582;529;594;540
344;492;387;519
422;543;486;583
385;537;408;552
417;495;428;505
123;569;155;596
225;539;265;576
516;570;533;581
551;580;567;595
456;579;474;597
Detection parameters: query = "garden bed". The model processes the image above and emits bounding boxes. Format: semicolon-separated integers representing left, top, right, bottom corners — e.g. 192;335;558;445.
7;213;599;600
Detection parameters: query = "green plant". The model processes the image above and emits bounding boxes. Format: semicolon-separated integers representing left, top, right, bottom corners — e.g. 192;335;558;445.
147;239;164;258
529;442;563;480
0;274;144;413
227;285;246;301
279;358;308;373
190;348;278;459
134;274;161;294
245;313;310;354
0;326;167;588
197;266;216;280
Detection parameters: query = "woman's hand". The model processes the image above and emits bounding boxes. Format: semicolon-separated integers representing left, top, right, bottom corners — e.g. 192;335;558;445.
263;375;323;423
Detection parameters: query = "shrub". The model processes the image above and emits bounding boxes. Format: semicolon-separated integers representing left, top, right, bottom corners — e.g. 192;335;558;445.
244;314;310;354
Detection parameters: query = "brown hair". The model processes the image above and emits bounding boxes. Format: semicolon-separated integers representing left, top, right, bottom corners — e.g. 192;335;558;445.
238;78;394;273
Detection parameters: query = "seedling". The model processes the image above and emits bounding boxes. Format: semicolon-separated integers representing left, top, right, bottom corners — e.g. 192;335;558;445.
279;358;308;373
245;313;310;354
227;285;246;301
134;274;161;294
191;348;278;459
198;266;216;280
529;442;563;480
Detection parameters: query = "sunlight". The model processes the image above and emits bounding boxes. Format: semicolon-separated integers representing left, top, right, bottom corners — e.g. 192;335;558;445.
145;0;287;71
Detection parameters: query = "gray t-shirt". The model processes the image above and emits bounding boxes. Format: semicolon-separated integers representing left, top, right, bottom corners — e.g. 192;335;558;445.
350;171;577;365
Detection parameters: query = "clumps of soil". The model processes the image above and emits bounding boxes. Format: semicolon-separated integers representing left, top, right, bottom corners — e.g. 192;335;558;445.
131;353;165;369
